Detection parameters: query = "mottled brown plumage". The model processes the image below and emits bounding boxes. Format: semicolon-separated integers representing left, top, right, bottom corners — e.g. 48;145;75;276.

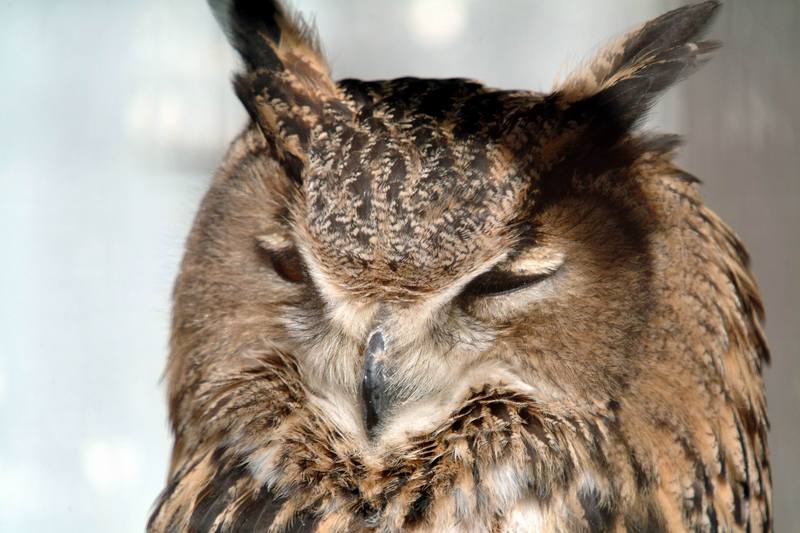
149;1;771;531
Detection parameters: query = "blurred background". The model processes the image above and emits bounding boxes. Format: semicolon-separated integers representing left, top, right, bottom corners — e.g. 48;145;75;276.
0;0;796;531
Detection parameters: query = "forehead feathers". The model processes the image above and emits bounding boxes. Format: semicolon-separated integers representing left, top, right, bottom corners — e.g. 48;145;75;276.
301;79;544;295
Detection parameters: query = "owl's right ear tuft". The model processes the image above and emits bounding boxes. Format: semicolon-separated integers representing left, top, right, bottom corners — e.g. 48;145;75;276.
209;0;343;184
209;0;328;75
556;1;721;135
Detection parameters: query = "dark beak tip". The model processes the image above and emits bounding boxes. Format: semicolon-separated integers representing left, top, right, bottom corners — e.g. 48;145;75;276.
362;330;389;438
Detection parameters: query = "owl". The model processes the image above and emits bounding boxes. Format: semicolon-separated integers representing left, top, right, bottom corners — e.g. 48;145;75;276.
148;1;771;531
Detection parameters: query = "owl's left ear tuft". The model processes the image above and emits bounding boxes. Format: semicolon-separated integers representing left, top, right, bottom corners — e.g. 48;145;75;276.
556;1;721;134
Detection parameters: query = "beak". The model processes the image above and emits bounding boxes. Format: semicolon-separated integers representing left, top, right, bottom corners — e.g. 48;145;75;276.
361;330;391;438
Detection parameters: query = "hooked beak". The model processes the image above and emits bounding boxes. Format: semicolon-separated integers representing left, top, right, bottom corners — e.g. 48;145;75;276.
361;330;391;438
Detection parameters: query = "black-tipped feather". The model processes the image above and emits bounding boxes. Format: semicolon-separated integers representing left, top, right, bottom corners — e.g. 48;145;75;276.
208;0;339;186
560;1;721;134
602;1;721;86
582;38;720;131
209;0;283;69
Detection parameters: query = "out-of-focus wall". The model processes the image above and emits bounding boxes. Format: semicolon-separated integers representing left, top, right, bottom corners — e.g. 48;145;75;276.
0;1;795;531
681;1;800;530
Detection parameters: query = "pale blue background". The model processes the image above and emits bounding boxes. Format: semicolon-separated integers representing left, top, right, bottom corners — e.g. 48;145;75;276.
0;1;796;531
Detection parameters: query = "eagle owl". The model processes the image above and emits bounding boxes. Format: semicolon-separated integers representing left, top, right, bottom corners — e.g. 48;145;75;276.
149;1;771;531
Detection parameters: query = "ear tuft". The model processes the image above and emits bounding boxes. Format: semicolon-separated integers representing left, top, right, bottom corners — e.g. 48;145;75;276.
557;1;721;132
209;0;329;77
209;0;343;184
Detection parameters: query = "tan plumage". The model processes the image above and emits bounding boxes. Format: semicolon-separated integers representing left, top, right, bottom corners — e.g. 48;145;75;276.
149;1;771;531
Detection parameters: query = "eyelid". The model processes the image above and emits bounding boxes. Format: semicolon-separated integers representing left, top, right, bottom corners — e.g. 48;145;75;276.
511;250;565;275
257;233;293;250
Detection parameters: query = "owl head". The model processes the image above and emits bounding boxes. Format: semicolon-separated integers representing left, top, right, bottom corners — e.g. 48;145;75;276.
167;0;765;448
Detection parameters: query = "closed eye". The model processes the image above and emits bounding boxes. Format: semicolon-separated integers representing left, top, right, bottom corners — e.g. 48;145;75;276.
460;268;554;298
258;245;307;284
